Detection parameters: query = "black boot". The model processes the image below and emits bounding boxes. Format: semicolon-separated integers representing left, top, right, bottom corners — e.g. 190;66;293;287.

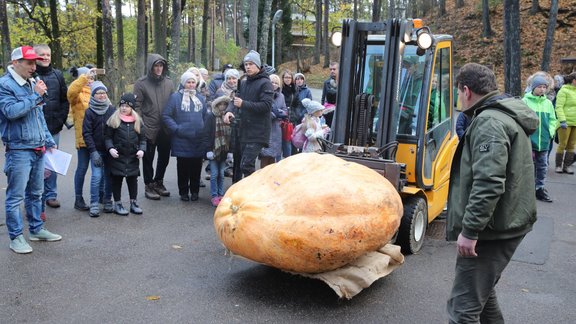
535;188;553;202
145;183;161;200
154;180;170;197
74;196;89;211
130;200;143;214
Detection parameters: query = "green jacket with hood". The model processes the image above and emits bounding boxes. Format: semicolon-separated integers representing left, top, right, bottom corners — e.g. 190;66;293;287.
555;84;576;126
522;92;557;151
446;91;538;242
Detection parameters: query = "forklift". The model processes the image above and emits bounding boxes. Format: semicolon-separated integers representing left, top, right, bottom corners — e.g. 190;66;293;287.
323;18;458;254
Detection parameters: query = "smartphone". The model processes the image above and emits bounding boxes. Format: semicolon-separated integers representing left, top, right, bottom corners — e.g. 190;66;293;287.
94;68;106;75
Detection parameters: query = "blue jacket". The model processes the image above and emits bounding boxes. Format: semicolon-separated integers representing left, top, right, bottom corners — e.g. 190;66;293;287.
296;84;312;121
0;67;55;150
163;91;208;158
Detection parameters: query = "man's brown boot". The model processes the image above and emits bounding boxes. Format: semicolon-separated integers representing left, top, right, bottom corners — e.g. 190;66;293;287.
555;152;564;173
154;180;170;197
145;183;161;200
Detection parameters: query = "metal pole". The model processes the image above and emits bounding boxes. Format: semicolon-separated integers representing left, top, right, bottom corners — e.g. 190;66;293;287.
272;24;276;69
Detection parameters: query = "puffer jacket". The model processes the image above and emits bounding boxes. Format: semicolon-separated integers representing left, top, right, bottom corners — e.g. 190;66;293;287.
67;74;92;148
522;92;557;151
555;84;576;126
36;64;69;135
162;91;208;158
446;91;538;242
295;84;312;121
82;106;115;153
0;66;55;149
105;120;146;177
133;53;174;143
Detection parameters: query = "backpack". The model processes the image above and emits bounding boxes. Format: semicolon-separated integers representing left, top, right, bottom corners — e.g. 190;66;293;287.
291;123;307;149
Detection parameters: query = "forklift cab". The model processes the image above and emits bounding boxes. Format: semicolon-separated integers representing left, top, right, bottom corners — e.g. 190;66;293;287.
326;19;458;253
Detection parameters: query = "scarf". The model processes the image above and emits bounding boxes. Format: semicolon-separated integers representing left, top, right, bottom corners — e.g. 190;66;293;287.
211;102;231;157
89;97;111;115
120;114;135;123
179;89;203;112
219;81;236;97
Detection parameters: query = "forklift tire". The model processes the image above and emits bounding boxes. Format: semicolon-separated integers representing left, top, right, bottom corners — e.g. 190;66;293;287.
397;197;427;254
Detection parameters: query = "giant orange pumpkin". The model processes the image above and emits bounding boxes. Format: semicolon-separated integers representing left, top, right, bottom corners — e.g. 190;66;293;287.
214;153;403;273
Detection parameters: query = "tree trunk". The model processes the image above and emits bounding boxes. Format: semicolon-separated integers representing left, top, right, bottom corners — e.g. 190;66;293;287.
372;0;381;22
136;0;147;76
279;0;292;64
232;0;237;45
47;0;63;69
313;0;321;65
482;0;493;38
323;0;329;68
170;0;182;76
115;0;126;94
541;0;558;71
0;0;11;65
530;0;539;15
160;0;168;57
236;0;246;48
248;0;258;50
439;0;446;16
210;0;215;69
388;0;395;19
188;14;196;63
503;0;521;96
153;0;161;54
201;0;209;67
353;0;358;20
96;0;104;68
102;0;116;101
456;0;464;9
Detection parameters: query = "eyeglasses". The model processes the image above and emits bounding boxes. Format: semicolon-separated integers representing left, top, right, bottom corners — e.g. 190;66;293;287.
119;99;134;107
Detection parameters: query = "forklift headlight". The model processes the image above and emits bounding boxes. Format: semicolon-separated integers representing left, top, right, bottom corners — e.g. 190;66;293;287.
331;31;343;47
416;29;432;50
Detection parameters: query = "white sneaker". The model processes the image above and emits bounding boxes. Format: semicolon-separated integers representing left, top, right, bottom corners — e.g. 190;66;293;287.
29;228;62;242
10;234;33;253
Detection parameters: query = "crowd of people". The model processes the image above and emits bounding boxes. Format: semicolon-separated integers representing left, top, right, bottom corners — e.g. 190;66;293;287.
0;45;339;254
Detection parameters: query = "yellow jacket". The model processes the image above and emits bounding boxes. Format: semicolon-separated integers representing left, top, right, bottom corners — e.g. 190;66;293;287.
67;75;92;148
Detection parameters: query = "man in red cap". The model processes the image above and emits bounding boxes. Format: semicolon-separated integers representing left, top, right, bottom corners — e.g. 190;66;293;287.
0;46;62;254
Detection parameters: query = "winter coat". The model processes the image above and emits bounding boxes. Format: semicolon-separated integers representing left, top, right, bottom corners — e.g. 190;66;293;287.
226;68;274;146
446;91;538;242
555;84;576;126
321;77;338;105
296;84;313;121
208;73;225;101
36;65;69;135
133;53;174;143
162;91;208;158
82;106;115;153
105;120;146;177
455;112;471;140
67;74;92;148
282;84;299;125
302;115;329;153
0;66;56;149
203;97;232;161
260;90;287;158
522;92;557;152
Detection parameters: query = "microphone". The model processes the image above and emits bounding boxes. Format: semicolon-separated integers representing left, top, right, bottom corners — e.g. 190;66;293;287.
32;72;48;96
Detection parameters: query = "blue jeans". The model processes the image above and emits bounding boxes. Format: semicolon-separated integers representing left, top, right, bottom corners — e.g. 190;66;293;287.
43;133;59;204
209;159;227;198
533;150;548;190
90;151;112;206
74;147;90;197
4;150;45;239
282;140;292;158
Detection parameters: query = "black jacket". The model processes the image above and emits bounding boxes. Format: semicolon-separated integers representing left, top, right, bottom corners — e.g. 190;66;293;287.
36;65;69;135
105;120;146;177
82;106;115;153
227;69;274;146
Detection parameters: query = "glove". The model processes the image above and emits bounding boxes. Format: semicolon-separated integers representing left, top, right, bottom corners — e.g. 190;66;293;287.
560;121;567;129
226;153;234;164
206;151;214;160
109;148;119;158
90;151;103;167
136;150;144;159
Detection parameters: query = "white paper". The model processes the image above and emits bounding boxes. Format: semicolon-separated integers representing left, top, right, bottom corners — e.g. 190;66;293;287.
44;149;72;176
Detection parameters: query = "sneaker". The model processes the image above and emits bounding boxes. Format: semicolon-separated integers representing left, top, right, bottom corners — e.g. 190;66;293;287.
74;196;90;211
180;194;190;201
190;192;199;201
199;180;206;188
130;200;143;214
536;188;553;203
40;212;46;222
103;200;114;213
10;235;33;254
114;202;129;216
154;180;170;197
555;166;563;173
224;168;233;178
46;199;60;208
29;228;62;242
205;175;211;180
145;183;161;200
211;197;220;207
89;205;100;217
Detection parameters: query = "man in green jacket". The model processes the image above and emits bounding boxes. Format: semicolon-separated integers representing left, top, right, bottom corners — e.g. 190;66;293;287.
446;63;539;323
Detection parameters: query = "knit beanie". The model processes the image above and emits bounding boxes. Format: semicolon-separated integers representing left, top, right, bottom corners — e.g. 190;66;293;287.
180;71;197;87
224;68;240;80
90;81;107;96
294;73;305;81
243;50;262;69
119;93;137;108
302;98;323;115
77;67;90;76
531;75;549;91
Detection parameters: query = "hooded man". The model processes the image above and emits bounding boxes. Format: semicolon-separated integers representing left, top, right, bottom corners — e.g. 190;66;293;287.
133;53;175;200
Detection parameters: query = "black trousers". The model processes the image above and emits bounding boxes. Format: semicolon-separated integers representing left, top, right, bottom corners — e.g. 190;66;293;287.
142;131;171;185
447;235;525;324
239;143;264;179
176;157;203;196
111;175;138;201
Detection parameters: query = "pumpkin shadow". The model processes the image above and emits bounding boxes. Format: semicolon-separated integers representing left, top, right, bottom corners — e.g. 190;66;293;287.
224;264;383;307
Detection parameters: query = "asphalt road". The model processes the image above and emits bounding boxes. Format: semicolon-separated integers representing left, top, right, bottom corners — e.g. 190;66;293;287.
1;104;575;323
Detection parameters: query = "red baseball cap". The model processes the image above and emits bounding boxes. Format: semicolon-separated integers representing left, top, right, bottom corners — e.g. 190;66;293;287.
11;46;44;61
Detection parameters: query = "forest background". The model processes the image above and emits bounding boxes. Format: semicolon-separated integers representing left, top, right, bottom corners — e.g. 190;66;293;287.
0;0;575;102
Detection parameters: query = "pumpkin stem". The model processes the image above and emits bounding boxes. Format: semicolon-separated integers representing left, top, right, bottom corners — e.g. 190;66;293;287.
231;205;239;214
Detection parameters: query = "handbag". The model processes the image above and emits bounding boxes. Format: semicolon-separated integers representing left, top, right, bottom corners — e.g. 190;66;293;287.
281;120;294;142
